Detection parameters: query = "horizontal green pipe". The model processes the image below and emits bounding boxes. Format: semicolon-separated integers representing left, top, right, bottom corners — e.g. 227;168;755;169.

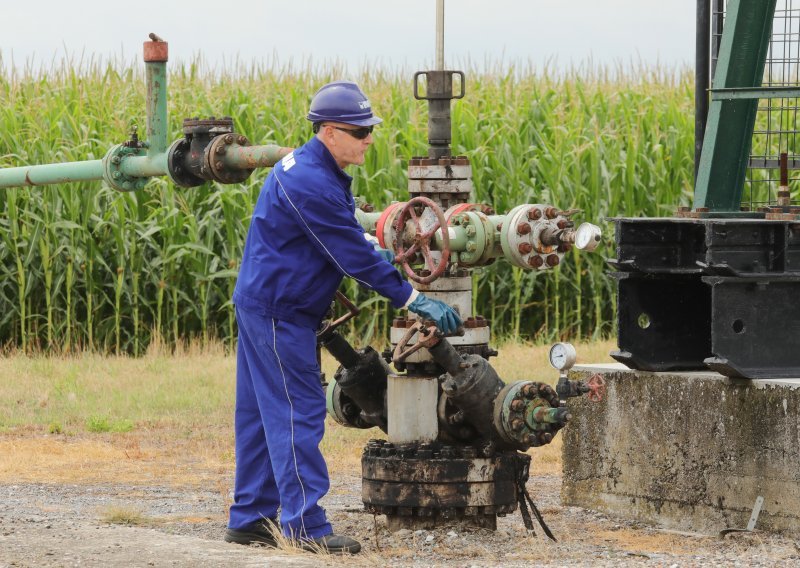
118;153;169;178
222;144;292;170
355;210;381;233
434;224;469;251
0;160;104;189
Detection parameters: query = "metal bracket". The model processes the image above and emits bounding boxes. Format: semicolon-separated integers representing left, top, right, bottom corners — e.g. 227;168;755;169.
413;70;465;100
719;495;764;537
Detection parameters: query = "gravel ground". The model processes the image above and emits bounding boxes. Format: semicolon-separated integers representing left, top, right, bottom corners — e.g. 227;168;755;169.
1;473;798;567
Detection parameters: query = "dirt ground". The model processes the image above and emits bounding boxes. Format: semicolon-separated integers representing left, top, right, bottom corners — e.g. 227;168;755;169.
1;437;799;567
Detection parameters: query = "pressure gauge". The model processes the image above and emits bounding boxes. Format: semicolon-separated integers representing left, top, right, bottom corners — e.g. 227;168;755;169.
574;223;602;252
549;342;577;371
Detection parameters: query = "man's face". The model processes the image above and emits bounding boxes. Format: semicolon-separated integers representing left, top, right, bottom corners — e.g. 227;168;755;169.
320;122;374;168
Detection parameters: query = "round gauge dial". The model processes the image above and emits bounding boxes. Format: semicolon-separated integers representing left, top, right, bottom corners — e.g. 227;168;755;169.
574;223;602;251
549;342;577;371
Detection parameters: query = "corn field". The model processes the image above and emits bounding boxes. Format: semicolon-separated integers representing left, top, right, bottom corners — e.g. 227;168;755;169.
0;58;694;353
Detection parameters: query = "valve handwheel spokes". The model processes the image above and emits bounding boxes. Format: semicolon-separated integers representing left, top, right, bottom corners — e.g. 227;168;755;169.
587;373;606;402
392;196;451;284
393;321;441;364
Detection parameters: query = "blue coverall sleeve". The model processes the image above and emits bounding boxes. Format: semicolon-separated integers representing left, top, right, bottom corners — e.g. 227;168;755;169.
287;188;414;308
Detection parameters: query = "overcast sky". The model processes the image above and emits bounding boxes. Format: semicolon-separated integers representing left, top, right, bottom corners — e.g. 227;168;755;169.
0;1;695;73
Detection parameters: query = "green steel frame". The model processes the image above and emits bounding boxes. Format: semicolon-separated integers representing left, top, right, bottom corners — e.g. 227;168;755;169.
694;0;779;212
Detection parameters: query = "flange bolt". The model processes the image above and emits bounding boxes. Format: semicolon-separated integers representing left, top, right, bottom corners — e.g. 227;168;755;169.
517;222;531;235
518;242;533;255
528;209;542;221
546;254;560;267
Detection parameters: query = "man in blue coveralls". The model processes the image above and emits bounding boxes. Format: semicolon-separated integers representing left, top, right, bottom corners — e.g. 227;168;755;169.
224;81;462;554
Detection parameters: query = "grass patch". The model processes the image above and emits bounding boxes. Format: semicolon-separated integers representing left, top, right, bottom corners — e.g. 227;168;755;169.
86;415;134;433
99;506;150;527
0;340;617;484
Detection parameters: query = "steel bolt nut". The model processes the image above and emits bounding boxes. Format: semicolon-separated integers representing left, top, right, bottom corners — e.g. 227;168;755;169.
224;134;234;144
511;418;525;431
546;254;560;267
215;161;224;170
112;171;122;180
516;222;532;235
111;156;122;165
522;383;539;398
518;242;533;255
544;206;558;219
216;145;226;155
528;255;544;268
510;400;526;412
528;209;542;221
466;242;477;252
237;135;247;145
540;432;553;444
465;225;476;236
558;243;572;253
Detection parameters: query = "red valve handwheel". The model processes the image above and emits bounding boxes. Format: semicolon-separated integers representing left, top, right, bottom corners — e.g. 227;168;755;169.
392;196;451;284
587;373;606;402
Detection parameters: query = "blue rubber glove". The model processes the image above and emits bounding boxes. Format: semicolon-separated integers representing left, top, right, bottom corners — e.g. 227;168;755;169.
364;233;395;263
407;293;462;335
374;246;395;263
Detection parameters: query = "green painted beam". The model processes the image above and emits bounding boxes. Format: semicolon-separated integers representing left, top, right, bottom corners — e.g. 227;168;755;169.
711;86;800;100
694;0;777;211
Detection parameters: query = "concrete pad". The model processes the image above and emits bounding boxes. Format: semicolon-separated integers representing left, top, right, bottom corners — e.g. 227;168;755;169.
561;364;800;535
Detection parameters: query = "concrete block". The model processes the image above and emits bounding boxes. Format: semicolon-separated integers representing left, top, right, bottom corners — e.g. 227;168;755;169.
561;364;800;535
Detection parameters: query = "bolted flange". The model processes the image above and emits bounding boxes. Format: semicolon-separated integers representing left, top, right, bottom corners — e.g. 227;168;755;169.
103;144;150;192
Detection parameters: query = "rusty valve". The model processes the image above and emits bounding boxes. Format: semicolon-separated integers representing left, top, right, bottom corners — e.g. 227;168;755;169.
393;196;451;284
586;373;606;402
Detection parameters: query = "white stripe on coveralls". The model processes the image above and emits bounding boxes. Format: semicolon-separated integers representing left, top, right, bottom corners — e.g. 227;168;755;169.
271;317;309;537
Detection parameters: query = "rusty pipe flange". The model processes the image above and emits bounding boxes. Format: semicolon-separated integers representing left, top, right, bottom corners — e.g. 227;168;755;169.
393;196;451;284
204;133;254;184
166;138;204;188
376;202;405;250
492;381;565;449
500;204;568;270
103;144;149;192
362;445;519;526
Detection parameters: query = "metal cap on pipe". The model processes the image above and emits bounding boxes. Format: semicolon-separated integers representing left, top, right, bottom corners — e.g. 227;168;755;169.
143;33;168;62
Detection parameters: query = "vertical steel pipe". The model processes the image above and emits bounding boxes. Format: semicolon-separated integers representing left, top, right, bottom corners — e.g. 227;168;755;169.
436;0;445;70
143;34;169;158
695;0;711;185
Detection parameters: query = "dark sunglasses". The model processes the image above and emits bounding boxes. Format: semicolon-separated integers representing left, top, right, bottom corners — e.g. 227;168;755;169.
330;125;374;140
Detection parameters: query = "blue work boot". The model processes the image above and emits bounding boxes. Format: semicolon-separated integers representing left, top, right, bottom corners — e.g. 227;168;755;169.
300;533;361;554
224;519;279;547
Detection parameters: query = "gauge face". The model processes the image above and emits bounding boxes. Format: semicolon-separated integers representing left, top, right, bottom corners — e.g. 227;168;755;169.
549;342;577;370
575;223;602;251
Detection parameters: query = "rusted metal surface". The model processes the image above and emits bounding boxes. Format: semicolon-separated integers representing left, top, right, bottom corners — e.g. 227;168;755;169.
143;33;168;62
362;441;520;529
393;196;451;284
393;322;441;364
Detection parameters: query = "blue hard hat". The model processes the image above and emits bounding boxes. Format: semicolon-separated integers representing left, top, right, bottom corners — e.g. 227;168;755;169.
307;81;383;127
